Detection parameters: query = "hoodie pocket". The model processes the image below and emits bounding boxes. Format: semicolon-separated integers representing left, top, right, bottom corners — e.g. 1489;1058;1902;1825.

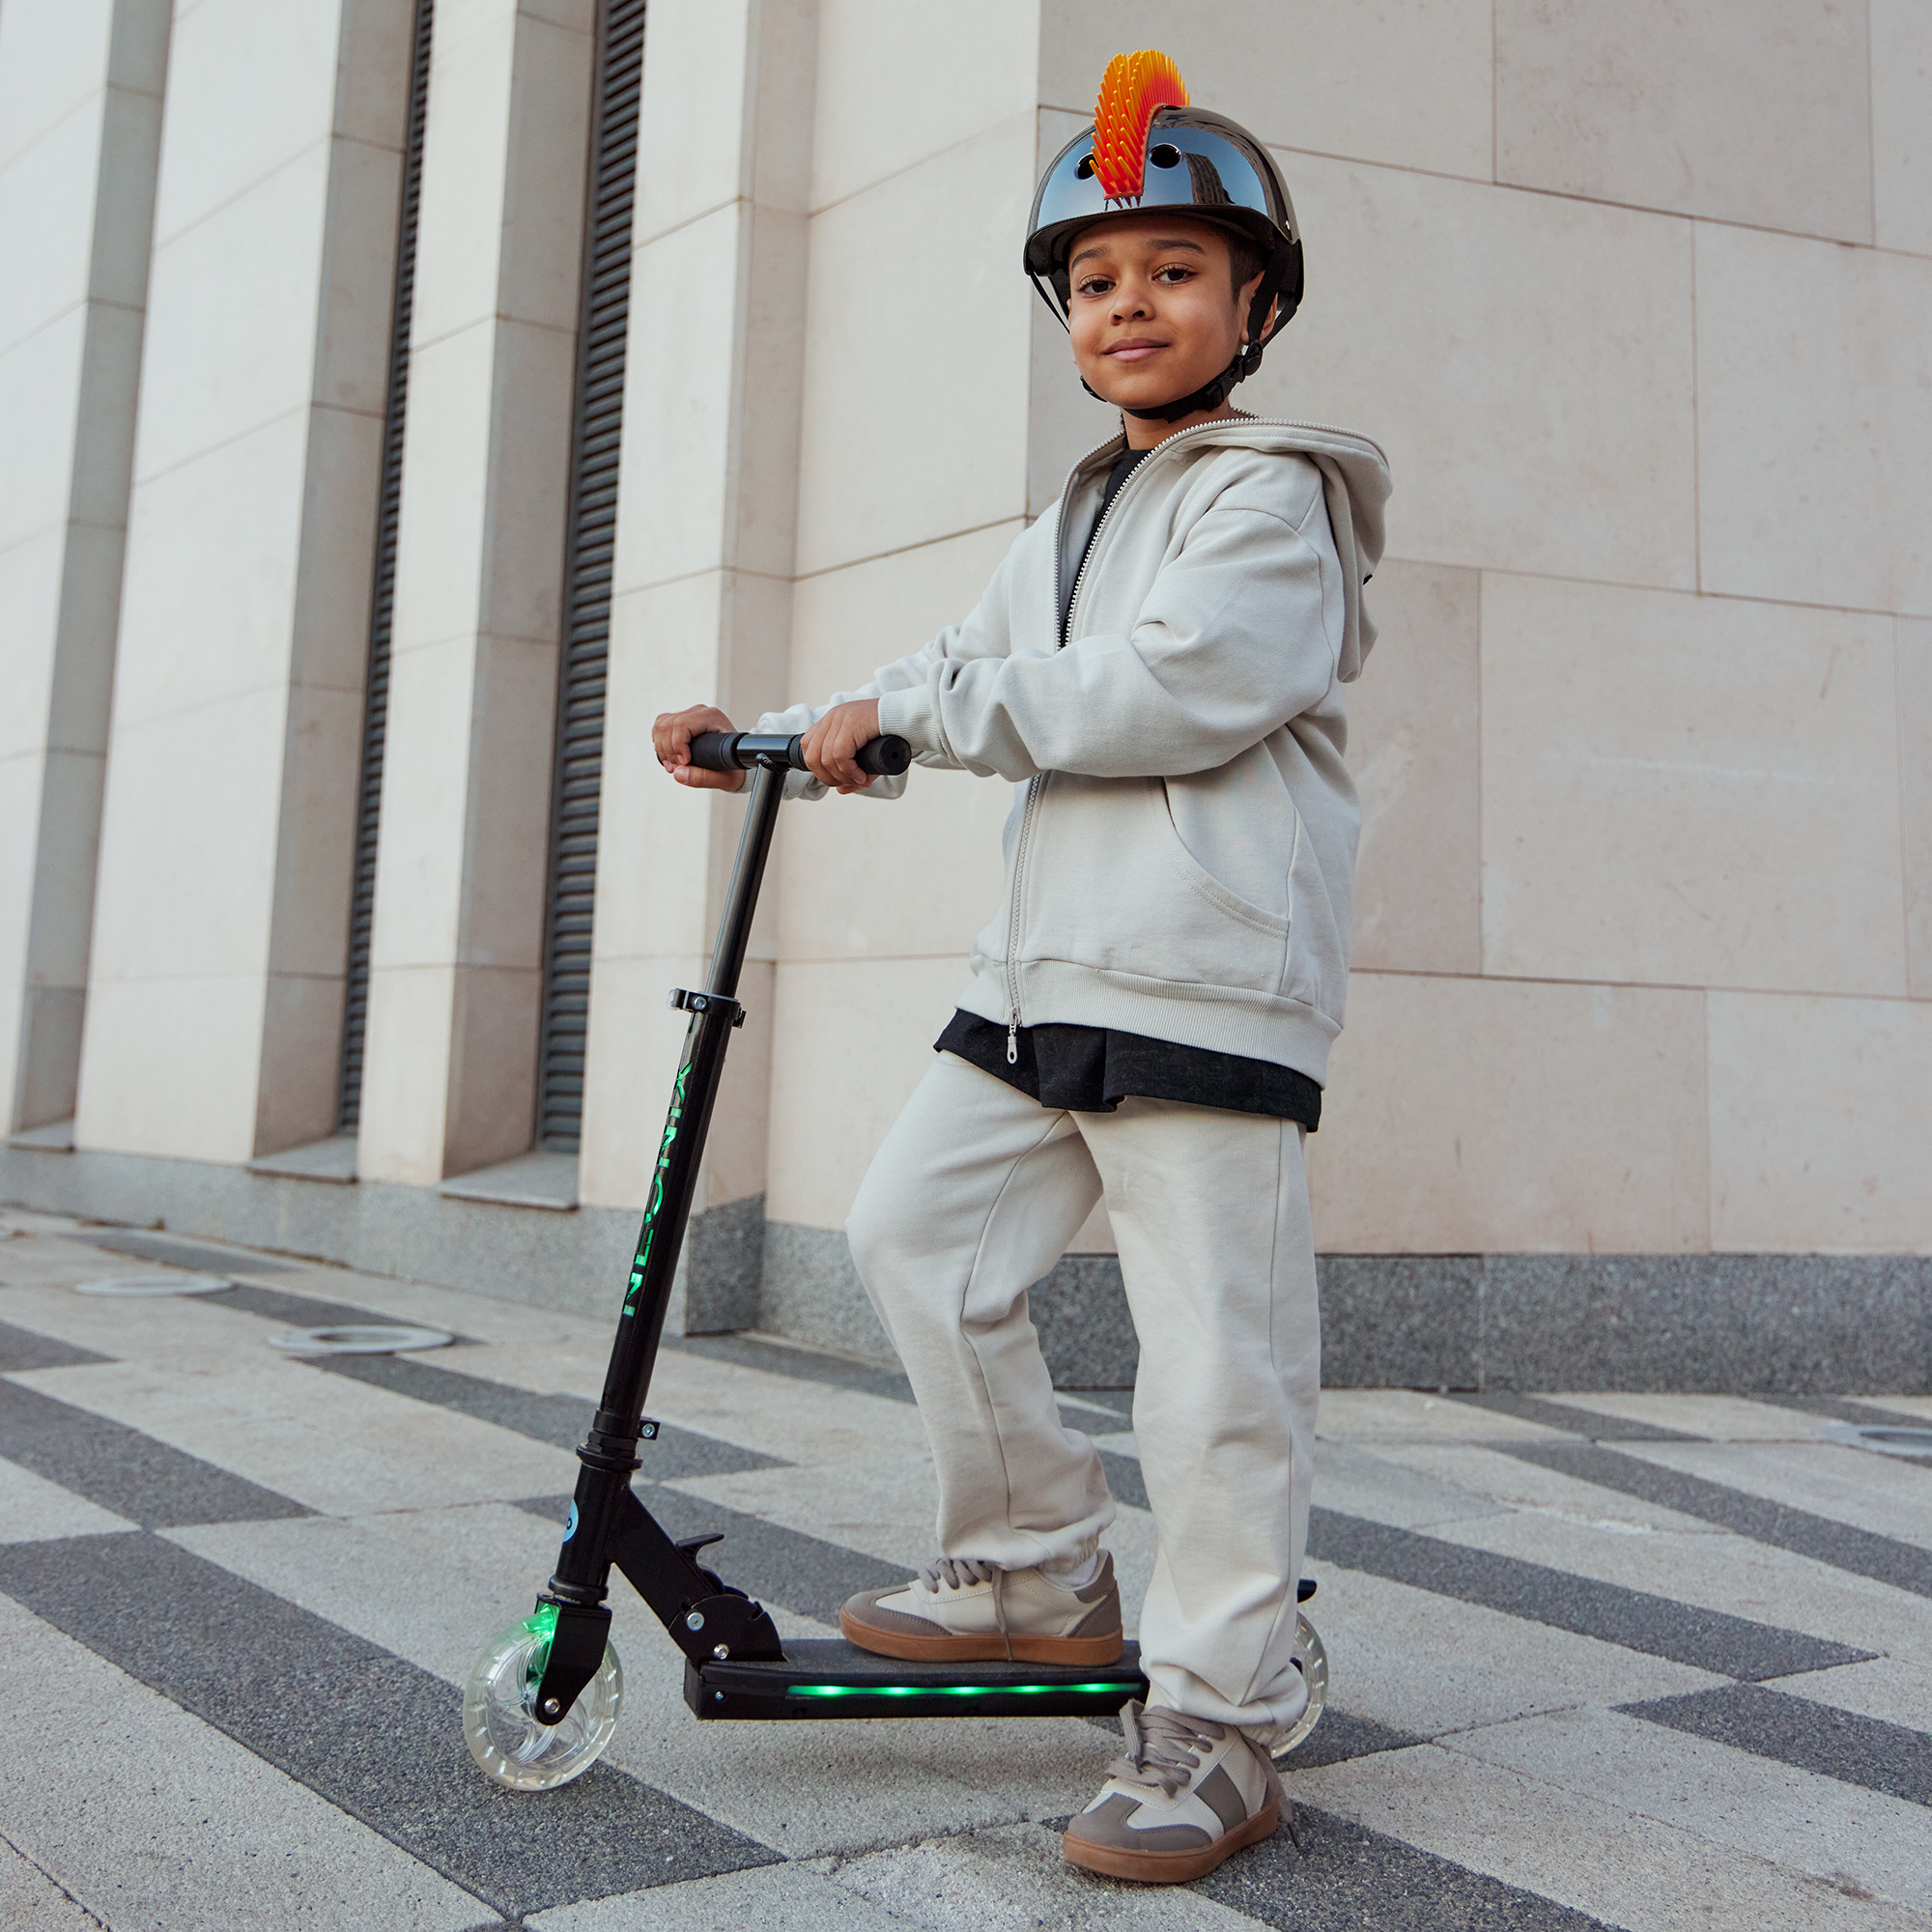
1150;777;1293;945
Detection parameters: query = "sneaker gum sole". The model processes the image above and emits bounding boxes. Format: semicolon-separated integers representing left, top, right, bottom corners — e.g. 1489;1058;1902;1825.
838;1605;1124;1667
1062;1801;1279;1886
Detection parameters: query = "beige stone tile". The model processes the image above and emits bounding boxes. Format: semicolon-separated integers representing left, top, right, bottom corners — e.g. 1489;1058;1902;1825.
148;0;342;246
1697;224;1932;616
86;687;286;980
1349;559;1481;975
286;403;386;694
355;960;456;1184
253;969;345;1155
810;0;1039;211
1496;0;1873;242
104;413;307;729
0;530;65;757
1902;619;1932;998
0;97;106;351
1242;156;1697;591
497;11;592;332
65;300;145;531
88;80;166;312
1481;574;1907;995
630;0;753;242
134;150;332;479
0;0;114;169
73;971;268;1161
0;310;86;550
1708;989;1932;1253
1871;0;1932;258
330;0;418;151
1043;0;1494;183
794;117;1036;577
616;204;748;589
309;132;403;416
442;959;543;1176
763;955;977;1228
1307;973;1710;1255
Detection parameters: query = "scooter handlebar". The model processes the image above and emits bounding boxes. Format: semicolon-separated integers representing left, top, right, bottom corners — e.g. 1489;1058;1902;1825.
687;730;912;777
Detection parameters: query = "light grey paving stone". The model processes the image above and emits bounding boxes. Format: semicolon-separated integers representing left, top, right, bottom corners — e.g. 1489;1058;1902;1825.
1312;1440;1517;1532
646;1350;931;1467
0;1281;330;1374
1451;1705;1932;1910
1613;1441;1932;1551
12;1357;581;1514
1772;1658;1932;1732
529;1861;916;1930
0;1593;487;1931
1295;1744;1932;1932
1543;1393;1845;1442
1428;1509;1932;1669
1316;1392;1574;1444
1295;1564;1725;1738
0;1457;134;1545
833;1821;1266;1929
1364;1440;1724;1534
0;1839;105;1930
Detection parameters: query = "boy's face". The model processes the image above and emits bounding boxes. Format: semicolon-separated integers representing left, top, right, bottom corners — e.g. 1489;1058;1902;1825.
1065;216;1260;418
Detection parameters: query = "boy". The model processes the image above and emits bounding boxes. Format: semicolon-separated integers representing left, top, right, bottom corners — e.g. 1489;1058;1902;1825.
654;51;1388;1886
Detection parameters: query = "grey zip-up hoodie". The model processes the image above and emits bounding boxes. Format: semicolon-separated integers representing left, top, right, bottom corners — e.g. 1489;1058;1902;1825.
759;417;1391;1086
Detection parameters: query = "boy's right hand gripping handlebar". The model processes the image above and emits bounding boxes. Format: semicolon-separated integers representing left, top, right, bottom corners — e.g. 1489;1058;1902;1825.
687;731;912;777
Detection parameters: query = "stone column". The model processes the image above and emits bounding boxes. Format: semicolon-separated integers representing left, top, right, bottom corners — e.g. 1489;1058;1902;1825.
73;0;415;1163
355;0;593;1184
0;0;170;1134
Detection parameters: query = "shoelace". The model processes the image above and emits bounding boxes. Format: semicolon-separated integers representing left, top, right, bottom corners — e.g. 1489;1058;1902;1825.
918;1556;1012;1660
1106;1702;1224;1799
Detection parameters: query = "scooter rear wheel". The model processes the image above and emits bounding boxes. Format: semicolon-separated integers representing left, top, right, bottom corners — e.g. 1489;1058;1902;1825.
1271;1612;1328;1762
463;1610;623;1790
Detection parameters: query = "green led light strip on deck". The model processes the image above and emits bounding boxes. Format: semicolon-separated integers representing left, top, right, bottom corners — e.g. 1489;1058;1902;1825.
786;1681;1140;1699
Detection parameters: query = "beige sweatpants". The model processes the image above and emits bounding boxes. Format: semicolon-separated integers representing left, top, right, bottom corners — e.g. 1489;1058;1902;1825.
845;1050;1319;1733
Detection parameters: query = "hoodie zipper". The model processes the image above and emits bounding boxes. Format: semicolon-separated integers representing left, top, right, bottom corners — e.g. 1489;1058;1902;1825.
1003;415;1378;1057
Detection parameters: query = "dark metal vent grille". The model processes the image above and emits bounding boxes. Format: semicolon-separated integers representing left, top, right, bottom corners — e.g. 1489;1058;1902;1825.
337;0;434;1134
536;0;645;1152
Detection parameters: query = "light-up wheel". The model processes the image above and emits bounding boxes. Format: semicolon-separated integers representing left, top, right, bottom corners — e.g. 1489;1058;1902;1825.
1271;1612;1327;1761
463;1607;623;1790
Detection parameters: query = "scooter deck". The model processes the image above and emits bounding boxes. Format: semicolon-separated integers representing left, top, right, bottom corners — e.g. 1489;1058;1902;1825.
687;1637;1149;1721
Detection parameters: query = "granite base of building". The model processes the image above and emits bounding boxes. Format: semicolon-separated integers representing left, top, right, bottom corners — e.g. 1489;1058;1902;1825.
6;1147;1926;1391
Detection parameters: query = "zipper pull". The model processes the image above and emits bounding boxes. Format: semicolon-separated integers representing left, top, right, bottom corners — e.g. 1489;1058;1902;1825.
1007;1022;1018;1066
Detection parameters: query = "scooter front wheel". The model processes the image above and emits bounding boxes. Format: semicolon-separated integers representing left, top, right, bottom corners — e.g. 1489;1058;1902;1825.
1271;1612;1328;1762
463;1609;623;1790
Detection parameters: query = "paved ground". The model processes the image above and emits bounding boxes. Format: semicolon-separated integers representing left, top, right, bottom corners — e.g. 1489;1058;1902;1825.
1;1207;1928;1931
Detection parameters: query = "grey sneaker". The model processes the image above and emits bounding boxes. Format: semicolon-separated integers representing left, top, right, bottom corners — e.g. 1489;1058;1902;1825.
840;1551;1123;1664
1063;1701;1288;1884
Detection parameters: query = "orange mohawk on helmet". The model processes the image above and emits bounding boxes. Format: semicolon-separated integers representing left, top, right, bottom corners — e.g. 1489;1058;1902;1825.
1090;49;1189;202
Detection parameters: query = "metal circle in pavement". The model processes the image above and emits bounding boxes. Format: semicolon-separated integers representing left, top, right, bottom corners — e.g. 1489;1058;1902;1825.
1823;1420;1932;1462
76;1273;232;1296
268;1323;454;1356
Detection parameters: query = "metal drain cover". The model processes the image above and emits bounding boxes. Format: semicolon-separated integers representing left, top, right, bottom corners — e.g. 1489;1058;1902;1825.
76;1273;231;1296
269;1323;453;1356
1823;1420;1932;1462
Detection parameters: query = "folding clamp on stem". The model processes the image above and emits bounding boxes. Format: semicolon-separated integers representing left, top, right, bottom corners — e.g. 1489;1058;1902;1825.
668;987;745;1028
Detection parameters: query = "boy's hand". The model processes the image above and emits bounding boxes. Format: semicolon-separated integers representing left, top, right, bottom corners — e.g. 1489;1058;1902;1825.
801;699;883;794
654;705;745;791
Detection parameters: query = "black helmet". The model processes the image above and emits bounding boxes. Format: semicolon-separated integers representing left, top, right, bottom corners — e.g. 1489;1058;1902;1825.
1024;51;1304;421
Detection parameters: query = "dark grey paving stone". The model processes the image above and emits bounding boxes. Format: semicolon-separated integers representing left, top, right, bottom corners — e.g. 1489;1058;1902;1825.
213;1280;422;1331
516;1486;909;1626
1287;1709;1431;1770
0;1532;779;1918
1059;1398;1129;1434
1031;1255;1138;1389
0;1378;309;1528
1320;1254;1484;1392
0;1319;111;1372
1191;1805;1614;1930
1620;1682;1932;1808
1307;1508;1866;1682
81;1229;296;1275
1493;1441;1932;1598
310;1352;787;1478
1446;1392;1703;1441
667;1330;913;1405
1098;1447;1148;1511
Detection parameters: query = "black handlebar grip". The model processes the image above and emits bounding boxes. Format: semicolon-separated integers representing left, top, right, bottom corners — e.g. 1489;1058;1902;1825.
854;735;912;776
685;730;740;771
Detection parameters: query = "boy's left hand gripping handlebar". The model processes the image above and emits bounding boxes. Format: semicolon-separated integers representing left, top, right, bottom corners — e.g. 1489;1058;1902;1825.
687;731;912;777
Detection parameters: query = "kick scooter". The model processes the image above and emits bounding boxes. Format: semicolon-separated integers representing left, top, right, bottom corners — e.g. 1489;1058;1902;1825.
462;731;1327;1790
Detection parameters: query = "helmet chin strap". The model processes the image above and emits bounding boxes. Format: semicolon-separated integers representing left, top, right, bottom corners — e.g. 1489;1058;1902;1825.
1083;275;1280;426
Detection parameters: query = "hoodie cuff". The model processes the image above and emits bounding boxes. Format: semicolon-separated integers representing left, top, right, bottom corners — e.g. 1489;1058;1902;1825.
875;684;942;759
